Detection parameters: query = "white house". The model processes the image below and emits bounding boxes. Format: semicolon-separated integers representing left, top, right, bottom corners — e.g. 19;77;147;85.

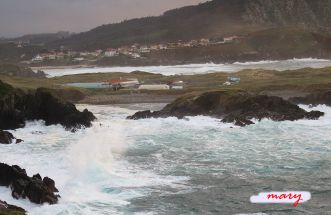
46;54;56;60
31;55;44;62
159;44;168;50
171;86;184;90
224;36;240;43
104;49;118;57
74;57;85;61
138;84;170;90
139;46;150;53
104;78;140;89
173;81;184;85
130;53;141;58
171;80;184;90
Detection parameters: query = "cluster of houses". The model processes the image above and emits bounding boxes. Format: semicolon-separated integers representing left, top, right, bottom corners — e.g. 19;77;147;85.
104;36;240;59
65;75;241;91
30;35;240;63
31;49;103;62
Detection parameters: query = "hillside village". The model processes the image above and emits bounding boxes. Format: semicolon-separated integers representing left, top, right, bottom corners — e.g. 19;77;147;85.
27;36;240;64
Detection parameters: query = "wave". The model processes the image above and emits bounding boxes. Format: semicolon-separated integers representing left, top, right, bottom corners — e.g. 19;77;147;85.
41;58;331;77
233;60;280;65
1;104;331;214
290;57;330;62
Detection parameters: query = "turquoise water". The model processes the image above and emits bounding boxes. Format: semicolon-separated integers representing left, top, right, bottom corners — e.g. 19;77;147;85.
64;82;110;89
0;104;330;214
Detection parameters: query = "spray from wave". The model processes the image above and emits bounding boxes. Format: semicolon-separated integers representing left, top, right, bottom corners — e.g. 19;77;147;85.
0;104;330;214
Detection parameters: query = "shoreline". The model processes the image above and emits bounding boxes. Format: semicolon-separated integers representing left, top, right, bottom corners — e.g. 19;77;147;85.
30;58;331;79
31;65;96;70
31;58;331;71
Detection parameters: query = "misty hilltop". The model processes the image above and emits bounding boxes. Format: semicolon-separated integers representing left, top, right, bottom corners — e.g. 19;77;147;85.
49;0;331;50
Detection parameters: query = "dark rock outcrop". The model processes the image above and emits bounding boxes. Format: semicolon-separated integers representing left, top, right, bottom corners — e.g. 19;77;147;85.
127;91;324;126
290;91;331;107
0;130;22;144
0;163;59;205
0;80;95;131
0;200;26;215
0;130;15;144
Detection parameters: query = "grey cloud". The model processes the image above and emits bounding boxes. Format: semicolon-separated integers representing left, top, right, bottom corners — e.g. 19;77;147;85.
0;0;207;37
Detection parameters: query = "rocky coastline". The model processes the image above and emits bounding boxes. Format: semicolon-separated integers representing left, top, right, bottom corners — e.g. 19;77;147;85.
0;163;59;205
0;81;96;131
0;82;330;213
127;91;325;126
0;80;96;212
0;80;96;144
0;130;22;145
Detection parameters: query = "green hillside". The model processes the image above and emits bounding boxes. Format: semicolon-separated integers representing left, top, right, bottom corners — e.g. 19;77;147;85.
50;0;331;50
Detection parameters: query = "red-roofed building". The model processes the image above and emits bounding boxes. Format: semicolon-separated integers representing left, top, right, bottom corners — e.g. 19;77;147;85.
103;78;139;91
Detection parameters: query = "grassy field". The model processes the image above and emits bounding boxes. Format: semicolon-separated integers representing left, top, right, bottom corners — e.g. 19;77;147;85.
1;66;331;103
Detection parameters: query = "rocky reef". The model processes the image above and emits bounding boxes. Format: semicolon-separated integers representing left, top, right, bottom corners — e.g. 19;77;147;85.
0;130;22;144
127;91;324;126
0;200;26;215
0;80;95;131
0;163;59;205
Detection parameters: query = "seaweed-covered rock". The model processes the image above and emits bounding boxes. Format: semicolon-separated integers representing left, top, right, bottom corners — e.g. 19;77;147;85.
0;163;60;205
127;91;324;126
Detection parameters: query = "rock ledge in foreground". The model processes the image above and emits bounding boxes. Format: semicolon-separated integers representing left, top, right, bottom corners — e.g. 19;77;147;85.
0;163;60;205
0;200;26;215
0;80;96;131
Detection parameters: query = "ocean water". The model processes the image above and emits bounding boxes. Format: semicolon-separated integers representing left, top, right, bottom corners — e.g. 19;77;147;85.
42;58;331;77
1;104;331;215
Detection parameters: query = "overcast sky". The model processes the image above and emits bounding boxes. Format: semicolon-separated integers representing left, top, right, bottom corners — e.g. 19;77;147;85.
0;0;207;38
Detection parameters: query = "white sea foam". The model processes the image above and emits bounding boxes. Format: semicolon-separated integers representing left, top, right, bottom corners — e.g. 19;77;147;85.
0;104;330;214
0;105;191;214
41;58;331;77
233;60;279;65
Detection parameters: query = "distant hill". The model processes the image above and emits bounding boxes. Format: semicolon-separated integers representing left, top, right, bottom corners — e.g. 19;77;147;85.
0;64;46;78
95;28;331;66
50;0;331;50
0;32;70;63
8;31;71;45
0;43;47;63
